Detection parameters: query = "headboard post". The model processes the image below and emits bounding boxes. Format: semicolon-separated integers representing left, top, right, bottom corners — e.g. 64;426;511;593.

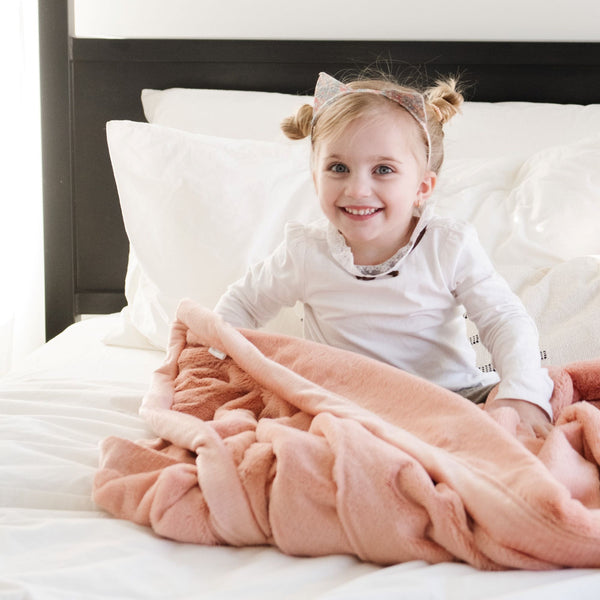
39;0;74;340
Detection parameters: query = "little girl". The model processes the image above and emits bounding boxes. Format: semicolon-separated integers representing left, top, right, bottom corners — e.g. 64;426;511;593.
215;71;554;435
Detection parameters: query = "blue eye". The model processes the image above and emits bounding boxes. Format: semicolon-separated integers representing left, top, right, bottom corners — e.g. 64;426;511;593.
329;163;348;173
375;165;393;175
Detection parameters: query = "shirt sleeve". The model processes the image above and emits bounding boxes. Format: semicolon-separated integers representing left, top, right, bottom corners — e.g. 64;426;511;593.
213;222;306;329
445;223;554;418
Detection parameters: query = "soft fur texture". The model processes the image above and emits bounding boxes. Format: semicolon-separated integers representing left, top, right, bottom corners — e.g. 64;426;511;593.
94;299;600;569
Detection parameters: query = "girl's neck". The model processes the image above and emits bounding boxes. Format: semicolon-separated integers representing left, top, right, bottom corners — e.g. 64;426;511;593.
350;216;418;266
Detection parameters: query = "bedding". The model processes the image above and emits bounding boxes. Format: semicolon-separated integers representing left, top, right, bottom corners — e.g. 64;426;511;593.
140;88;600;158
105;99;600;375
95;300;600;570
104;121;316;350
1;316;379;599
141;88;314;142
6;316;600;599
8;66;600;598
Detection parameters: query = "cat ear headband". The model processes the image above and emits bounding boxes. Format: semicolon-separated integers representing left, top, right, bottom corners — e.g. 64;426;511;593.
313;72;435;166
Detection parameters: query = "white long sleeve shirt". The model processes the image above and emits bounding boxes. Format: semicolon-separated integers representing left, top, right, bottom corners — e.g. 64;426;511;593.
215;209;554;417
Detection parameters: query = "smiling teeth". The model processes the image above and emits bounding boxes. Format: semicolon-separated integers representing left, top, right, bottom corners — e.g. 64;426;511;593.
345;207;379;216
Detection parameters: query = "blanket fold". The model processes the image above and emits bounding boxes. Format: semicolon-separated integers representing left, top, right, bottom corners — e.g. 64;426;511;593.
94;299;600;569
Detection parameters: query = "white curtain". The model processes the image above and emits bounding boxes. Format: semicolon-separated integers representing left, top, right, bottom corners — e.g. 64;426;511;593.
0;0;44;375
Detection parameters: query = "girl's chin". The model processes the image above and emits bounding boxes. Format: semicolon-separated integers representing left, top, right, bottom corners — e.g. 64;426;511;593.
341;235;378;255
338;228;378;244
339;228;408;264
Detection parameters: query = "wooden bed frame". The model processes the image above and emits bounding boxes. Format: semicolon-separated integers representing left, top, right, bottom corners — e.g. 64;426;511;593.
38;1;600;340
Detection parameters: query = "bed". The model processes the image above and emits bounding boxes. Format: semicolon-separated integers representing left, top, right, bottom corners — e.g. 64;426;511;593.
3;2;600;597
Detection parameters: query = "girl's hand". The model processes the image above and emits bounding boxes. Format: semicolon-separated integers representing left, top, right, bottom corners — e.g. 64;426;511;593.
484;397;553;438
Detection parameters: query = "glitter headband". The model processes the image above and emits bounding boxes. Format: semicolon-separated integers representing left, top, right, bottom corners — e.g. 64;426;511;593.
312;72;432;166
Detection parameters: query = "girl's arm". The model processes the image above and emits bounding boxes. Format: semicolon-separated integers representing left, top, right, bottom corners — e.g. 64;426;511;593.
214;223;305;329
448;225;554;427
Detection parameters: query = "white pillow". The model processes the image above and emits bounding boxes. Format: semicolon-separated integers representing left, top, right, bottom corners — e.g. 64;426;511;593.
499;134;600;267
106;119;600;370
467;256;600;371
141;87;600;160
436;134;600;269
105;120;319;350
141;88;313;142
443;101;600;160
108;87;600;367
440;134;600;371
434;155;524;261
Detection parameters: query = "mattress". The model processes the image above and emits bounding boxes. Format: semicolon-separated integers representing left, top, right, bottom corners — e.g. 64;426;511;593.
2;314;600;599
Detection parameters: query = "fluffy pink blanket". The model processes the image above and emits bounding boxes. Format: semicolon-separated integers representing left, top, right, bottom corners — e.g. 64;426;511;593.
94;299;600;569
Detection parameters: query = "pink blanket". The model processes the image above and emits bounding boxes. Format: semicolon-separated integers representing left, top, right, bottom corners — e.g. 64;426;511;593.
94;299;600;569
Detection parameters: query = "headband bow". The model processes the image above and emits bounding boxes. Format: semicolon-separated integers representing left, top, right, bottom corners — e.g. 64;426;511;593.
313;72;432;166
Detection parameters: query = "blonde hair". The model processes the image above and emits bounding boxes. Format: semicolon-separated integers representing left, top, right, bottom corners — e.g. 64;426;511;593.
281;74;464;174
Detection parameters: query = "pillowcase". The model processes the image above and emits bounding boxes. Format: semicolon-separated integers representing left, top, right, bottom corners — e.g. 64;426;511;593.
436;134;600;273
437;134;600;371
106;118;600;372
141;88;313;142
105;120;319;350
108;86;600;369
142;87;600;159
443;101;600;160
497;134;600;267
467;256;600;370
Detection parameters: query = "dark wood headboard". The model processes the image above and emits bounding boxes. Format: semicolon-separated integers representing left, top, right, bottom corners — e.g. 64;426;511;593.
38;2;600;340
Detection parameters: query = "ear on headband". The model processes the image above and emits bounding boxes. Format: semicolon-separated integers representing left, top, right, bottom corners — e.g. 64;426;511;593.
312;72;432;166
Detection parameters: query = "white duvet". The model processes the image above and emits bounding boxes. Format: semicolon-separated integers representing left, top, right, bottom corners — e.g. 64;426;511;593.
2;315;600;599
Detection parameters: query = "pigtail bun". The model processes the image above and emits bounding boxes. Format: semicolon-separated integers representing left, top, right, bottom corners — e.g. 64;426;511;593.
426;78;464;125
281;103;314;140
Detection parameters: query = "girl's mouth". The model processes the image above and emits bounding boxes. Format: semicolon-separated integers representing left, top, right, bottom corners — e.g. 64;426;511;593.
342;207;382;217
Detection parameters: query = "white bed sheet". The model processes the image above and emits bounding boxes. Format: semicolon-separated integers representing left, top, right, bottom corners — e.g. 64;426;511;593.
1;315;600;599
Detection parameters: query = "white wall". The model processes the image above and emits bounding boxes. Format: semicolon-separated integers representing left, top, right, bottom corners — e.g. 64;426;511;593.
72;0;600;41
1;0;43;372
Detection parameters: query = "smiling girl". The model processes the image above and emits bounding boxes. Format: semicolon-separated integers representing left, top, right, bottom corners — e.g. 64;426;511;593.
215;71;554;436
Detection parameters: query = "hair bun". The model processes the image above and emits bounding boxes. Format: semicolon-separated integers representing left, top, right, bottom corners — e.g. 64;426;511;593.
426;78;464;125
281;103;314;140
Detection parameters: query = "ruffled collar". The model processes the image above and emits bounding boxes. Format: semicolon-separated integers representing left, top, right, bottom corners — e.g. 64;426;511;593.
326;205;433;278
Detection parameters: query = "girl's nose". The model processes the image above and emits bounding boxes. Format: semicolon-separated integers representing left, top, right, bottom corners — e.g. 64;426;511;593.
345;172;371;199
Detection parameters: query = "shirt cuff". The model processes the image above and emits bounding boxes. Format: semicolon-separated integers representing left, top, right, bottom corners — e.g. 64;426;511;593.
495;368;555;420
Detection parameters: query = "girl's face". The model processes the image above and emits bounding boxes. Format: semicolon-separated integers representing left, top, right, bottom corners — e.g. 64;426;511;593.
313;109;436;266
